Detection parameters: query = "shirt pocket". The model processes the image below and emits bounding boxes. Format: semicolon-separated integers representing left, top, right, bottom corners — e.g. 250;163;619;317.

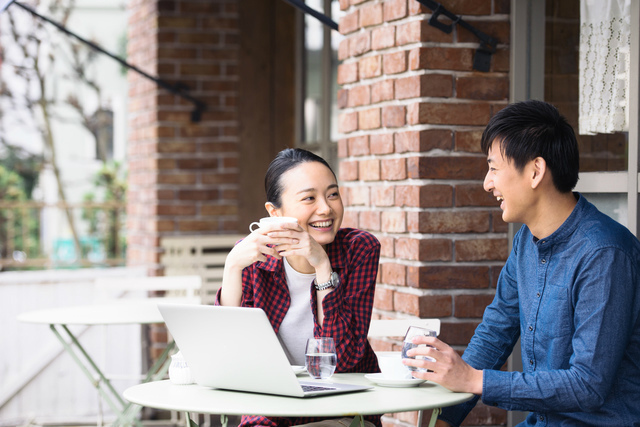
538;284;573;337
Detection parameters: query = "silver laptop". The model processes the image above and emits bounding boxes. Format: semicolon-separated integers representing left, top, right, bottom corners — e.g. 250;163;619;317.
157;303;372;397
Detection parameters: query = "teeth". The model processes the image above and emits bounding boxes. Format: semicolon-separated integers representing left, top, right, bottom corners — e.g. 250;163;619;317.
311;220;332;228
497;196;504;202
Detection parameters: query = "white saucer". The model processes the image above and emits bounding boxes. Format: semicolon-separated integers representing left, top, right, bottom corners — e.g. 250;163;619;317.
291;365;307;375
364;373;426;388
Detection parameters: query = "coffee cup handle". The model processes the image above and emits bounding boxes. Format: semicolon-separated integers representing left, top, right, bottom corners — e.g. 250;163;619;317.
249;222;260;232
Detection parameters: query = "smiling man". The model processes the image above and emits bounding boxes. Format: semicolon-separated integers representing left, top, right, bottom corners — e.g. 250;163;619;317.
404;100;640;426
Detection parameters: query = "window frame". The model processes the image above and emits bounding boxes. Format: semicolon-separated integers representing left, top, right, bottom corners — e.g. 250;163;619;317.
511;0;640;236
295;0;340;171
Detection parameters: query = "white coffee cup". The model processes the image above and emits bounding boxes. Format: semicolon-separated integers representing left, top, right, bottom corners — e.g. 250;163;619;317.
249;216;298;232
377;352;412;380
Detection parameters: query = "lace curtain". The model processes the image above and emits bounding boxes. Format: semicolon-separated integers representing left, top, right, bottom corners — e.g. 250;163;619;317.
579;0;630;135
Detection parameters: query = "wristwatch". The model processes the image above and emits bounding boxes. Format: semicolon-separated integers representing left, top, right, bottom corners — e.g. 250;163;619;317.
314;271;339;291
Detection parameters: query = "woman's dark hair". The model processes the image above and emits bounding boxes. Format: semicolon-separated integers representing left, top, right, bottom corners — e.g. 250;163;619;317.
481;100;579;193
264;148;336;208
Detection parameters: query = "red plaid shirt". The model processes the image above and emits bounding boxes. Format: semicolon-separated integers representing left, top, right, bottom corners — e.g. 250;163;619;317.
216;228;381;427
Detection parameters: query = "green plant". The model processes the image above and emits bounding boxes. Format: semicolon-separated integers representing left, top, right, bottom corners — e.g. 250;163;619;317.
81;161;127;260
0;164;40;259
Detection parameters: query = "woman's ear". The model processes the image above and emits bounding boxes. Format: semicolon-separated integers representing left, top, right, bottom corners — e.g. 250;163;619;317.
530;157;547;189
265;202;279;217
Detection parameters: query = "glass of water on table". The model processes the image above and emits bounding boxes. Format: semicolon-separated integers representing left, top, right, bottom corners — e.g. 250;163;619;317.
402;326;436;372
305;337;337;379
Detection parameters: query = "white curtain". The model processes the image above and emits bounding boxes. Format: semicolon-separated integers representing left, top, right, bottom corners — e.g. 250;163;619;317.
579;0;630;135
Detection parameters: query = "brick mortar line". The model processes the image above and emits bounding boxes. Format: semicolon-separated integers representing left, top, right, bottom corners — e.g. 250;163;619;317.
339;3;509;22
339;70;508;91
339;151;487;161
338;40;508;63
343;206;502;213
337;126;487;140
375;286;498;296
340;96;508;112
377;258;506;267
344;204;500;210
371;232;508;241
338;97;509;115
340;179;487;186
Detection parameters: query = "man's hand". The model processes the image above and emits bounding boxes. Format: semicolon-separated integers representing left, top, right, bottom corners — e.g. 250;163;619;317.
402;336;483;395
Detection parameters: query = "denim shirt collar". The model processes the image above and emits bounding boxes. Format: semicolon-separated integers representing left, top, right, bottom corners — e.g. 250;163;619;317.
530;192;585;246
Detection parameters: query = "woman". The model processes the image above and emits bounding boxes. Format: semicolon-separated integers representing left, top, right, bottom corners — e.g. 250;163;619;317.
217;148;381;427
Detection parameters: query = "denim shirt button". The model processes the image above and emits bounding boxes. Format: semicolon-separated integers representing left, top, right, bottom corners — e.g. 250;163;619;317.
539;415;544;421
528;326;533;331
529;359;534;365
541;258;546;263
536;292;540;297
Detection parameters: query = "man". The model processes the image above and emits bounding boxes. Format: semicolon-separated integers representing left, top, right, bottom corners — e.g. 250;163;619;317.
404;100;640;426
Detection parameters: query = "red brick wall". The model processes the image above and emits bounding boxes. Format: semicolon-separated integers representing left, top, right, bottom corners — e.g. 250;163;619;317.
126;0;240;273
337;1;510;425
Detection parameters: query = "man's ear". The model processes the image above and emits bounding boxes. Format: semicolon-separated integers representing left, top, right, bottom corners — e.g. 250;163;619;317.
265;202;279;217
530;157;547;189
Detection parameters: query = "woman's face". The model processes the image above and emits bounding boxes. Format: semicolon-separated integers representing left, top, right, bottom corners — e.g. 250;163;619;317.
270;161;344;246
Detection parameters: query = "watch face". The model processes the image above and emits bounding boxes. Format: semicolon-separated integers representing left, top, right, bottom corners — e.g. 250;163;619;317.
330;272;339;287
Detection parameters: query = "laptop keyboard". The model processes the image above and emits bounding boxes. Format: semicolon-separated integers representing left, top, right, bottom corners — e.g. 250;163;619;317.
302;384;337;392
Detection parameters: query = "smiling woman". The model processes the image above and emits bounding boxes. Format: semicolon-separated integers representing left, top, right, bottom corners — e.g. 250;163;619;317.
216;148;382;427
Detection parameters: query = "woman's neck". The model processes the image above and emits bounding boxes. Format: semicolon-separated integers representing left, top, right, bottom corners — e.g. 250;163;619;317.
285;255;315;274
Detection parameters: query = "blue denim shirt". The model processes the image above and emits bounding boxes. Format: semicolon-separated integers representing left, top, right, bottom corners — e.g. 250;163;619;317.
441;194;640;426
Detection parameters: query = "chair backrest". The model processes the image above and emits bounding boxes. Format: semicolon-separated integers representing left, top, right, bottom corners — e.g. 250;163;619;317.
368;318;440;427
368;318;441;338
160;234;244;304
94;275;203;304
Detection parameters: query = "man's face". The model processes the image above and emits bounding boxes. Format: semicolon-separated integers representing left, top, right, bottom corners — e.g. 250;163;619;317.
483;141;533;224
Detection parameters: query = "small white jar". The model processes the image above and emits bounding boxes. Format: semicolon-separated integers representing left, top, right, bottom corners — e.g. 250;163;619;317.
168;351;194;385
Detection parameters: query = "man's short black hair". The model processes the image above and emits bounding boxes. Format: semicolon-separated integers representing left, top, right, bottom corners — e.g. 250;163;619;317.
481;100;579;193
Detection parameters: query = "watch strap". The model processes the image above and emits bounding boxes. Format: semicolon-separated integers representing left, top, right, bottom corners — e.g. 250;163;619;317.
314;271;337;290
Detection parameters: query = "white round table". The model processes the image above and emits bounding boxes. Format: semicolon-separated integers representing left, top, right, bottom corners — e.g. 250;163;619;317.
124;374;474;425
18;301;176;427
17;300;169;325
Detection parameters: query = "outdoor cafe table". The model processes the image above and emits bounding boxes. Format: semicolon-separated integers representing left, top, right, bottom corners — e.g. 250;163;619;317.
17;301;178;427
123;374;474;427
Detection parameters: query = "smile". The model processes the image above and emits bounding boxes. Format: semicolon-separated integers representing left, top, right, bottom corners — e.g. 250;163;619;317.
310;220;333;229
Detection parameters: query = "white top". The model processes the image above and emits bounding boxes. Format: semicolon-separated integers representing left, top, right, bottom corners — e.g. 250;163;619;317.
123;374;474;417
278;258;315;365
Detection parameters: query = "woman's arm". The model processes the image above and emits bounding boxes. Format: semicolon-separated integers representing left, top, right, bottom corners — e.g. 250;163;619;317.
314;230;380;372
219;225;294;306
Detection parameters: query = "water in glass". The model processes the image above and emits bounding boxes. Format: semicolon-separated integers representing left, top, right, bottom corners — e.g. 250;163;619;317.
305;337;337;379
402;326;436;372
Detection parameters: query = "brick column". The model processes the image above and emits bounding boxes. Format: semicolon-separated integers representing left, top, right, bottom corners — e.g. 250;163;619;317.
126;0;240;274
337;1;509;425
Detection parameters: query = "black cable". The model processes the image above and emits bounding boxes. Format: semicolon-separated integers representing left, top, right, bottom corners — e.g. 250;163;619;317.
281;0;339;31
414;0;499;71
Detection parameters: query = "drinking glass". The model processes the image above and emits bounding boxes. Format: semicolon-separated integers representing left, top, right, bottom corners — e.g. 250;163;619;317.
401;326;436;372
305;337;337;379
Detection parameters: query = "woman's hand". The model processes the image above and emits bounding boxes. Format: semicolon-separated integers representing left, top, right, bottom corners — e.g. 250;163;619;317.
269;223;330;270
225;224;301;272
220;224;300;307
